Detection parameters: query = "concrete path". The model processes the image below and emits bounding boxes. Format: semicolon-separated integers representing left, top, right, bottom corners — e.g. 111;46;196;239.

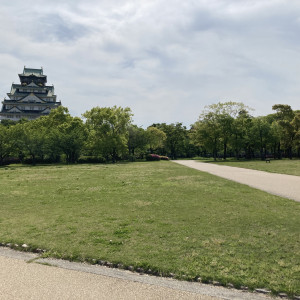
173;160;300;202
0;247;275;300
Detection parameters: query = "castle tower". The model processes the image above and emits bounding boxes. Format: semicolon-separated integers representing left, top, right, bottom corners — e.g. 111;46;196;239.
0;67;61;121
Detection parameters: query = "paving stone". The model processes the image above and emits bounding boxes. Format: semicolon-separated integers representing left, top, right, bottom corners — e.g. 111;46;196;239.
255;288;271;294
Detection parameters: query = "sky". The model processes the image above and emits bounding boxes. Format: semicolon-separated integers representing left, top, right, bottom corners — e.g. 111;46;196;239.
0;0;299;127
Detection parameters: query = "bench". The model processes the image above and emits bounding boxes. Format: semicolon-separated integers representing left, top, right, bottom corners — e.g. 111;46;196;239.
265;155;274;163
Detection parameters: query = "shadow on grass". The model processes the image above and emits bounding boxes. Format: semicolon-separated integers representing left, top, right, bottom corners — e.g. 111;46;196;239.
193;157;300;163
193;158;264;164
0;159;163;170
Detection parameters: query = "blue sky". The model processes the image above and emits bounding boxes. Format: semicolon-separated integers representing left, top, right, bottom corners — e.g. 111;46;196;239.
0;0;299;127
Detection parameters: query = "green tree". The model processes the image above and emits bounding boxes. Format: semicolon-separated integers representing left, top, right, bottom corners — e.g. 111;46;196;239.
83;106;133;162
230;110;253;159
159;123;188;159
272;104;296;159
9;107;87;164
204;102;252;159
291;111;300;157
191;113;221;160
56;117;87;163
0;124;15;165
250;117;272;160
149;123;188;159
0;119;17;127
46;106;71;127
43;106;73;162
12;118;47;164
44;107;87;163
127;125;148;159
193;102;252;160
146;126;166;153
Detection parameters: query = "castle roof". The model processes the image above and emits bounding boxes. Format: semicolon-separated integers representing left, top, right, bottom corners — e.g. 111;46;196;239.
21;67;45;77
8;83;55;97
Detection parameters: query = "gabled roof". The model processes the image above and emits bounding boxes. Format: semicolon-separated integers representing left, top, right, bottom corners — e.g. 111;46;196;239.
17;93;46;103
7;106;22;113
27;82;39;87
41;107;51;113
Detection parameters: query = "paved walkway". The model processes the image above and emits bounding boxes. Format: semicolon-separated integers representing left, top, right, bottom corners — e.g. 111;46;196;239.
173;160;300;202
0;247;275;300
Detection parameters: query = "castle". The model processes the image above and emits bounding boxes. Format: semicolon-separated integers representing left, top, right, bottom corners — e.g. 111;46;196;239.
0;67;61;121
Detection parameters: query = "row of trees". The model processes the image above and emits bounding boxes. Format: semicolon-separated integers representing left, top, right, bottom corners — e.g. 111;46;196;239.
191;103;300;160
0;106;182;164
0;103;299;165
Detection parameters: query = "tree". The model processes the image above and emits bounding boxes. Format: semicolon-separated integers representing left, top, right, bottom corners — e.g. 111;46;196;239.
43;106;74;162
268;120;281;158
250;117;272;160
46;106;71;127
230;110;253;159
7;107;87;164
204;102;252;159
155;123;188;159
146;126;166;153
272;104;296;159
43;107;87;163
127;125;148;159
192;102;253;160
0;119;17;127
0;124;15;165
83;106;133;162
12;118;47;164
291;111;300;157
191;113;221;160
56;117;87;163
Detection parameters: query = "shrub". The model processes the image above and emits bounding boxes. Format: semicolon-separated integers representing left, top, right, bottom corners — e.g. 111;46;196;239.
146;154;161;161
159;156;169;160
77;156;106;164
2;157;21;165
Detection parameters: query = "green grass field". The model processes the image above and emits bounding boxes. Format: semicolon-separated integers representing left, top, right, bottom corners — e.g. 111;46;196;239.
0;162;299;296
207;159;300;176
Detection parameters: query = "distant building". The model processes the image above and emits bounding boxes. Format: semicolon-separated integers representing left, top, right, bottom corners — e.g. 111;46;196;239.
0;67;61;121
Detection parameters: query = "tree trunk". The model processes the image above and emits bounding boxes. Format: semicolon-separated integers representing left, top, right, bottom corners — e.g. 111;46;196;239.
31;154;36;165
288;146;293;159
223;142;227;160
260;148;264;160
111;148;117;163
277;142;282;159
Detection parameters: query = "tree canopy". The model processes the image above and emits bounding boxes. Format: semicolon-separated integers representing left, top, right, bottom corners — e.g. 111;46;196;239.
0;102;299;165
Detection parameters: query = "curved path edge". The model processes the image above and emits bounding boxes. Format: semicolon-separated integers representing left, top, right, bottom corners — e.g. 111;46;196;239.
173;160;300;202
0;247;276;300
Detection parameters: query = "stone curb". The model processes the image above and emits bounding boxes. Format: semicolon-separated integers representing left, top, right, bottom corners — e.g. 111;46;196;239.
1;243;297;299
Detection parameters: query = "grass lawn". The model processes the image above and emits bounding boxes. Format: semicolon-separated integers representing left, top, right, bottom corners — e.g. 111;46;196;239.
0;162;299;296
203;158;300;176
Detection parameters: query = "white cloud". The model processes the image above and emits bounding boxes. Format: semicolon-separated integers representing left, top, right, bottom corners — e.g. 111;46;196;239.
0;0;300;127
